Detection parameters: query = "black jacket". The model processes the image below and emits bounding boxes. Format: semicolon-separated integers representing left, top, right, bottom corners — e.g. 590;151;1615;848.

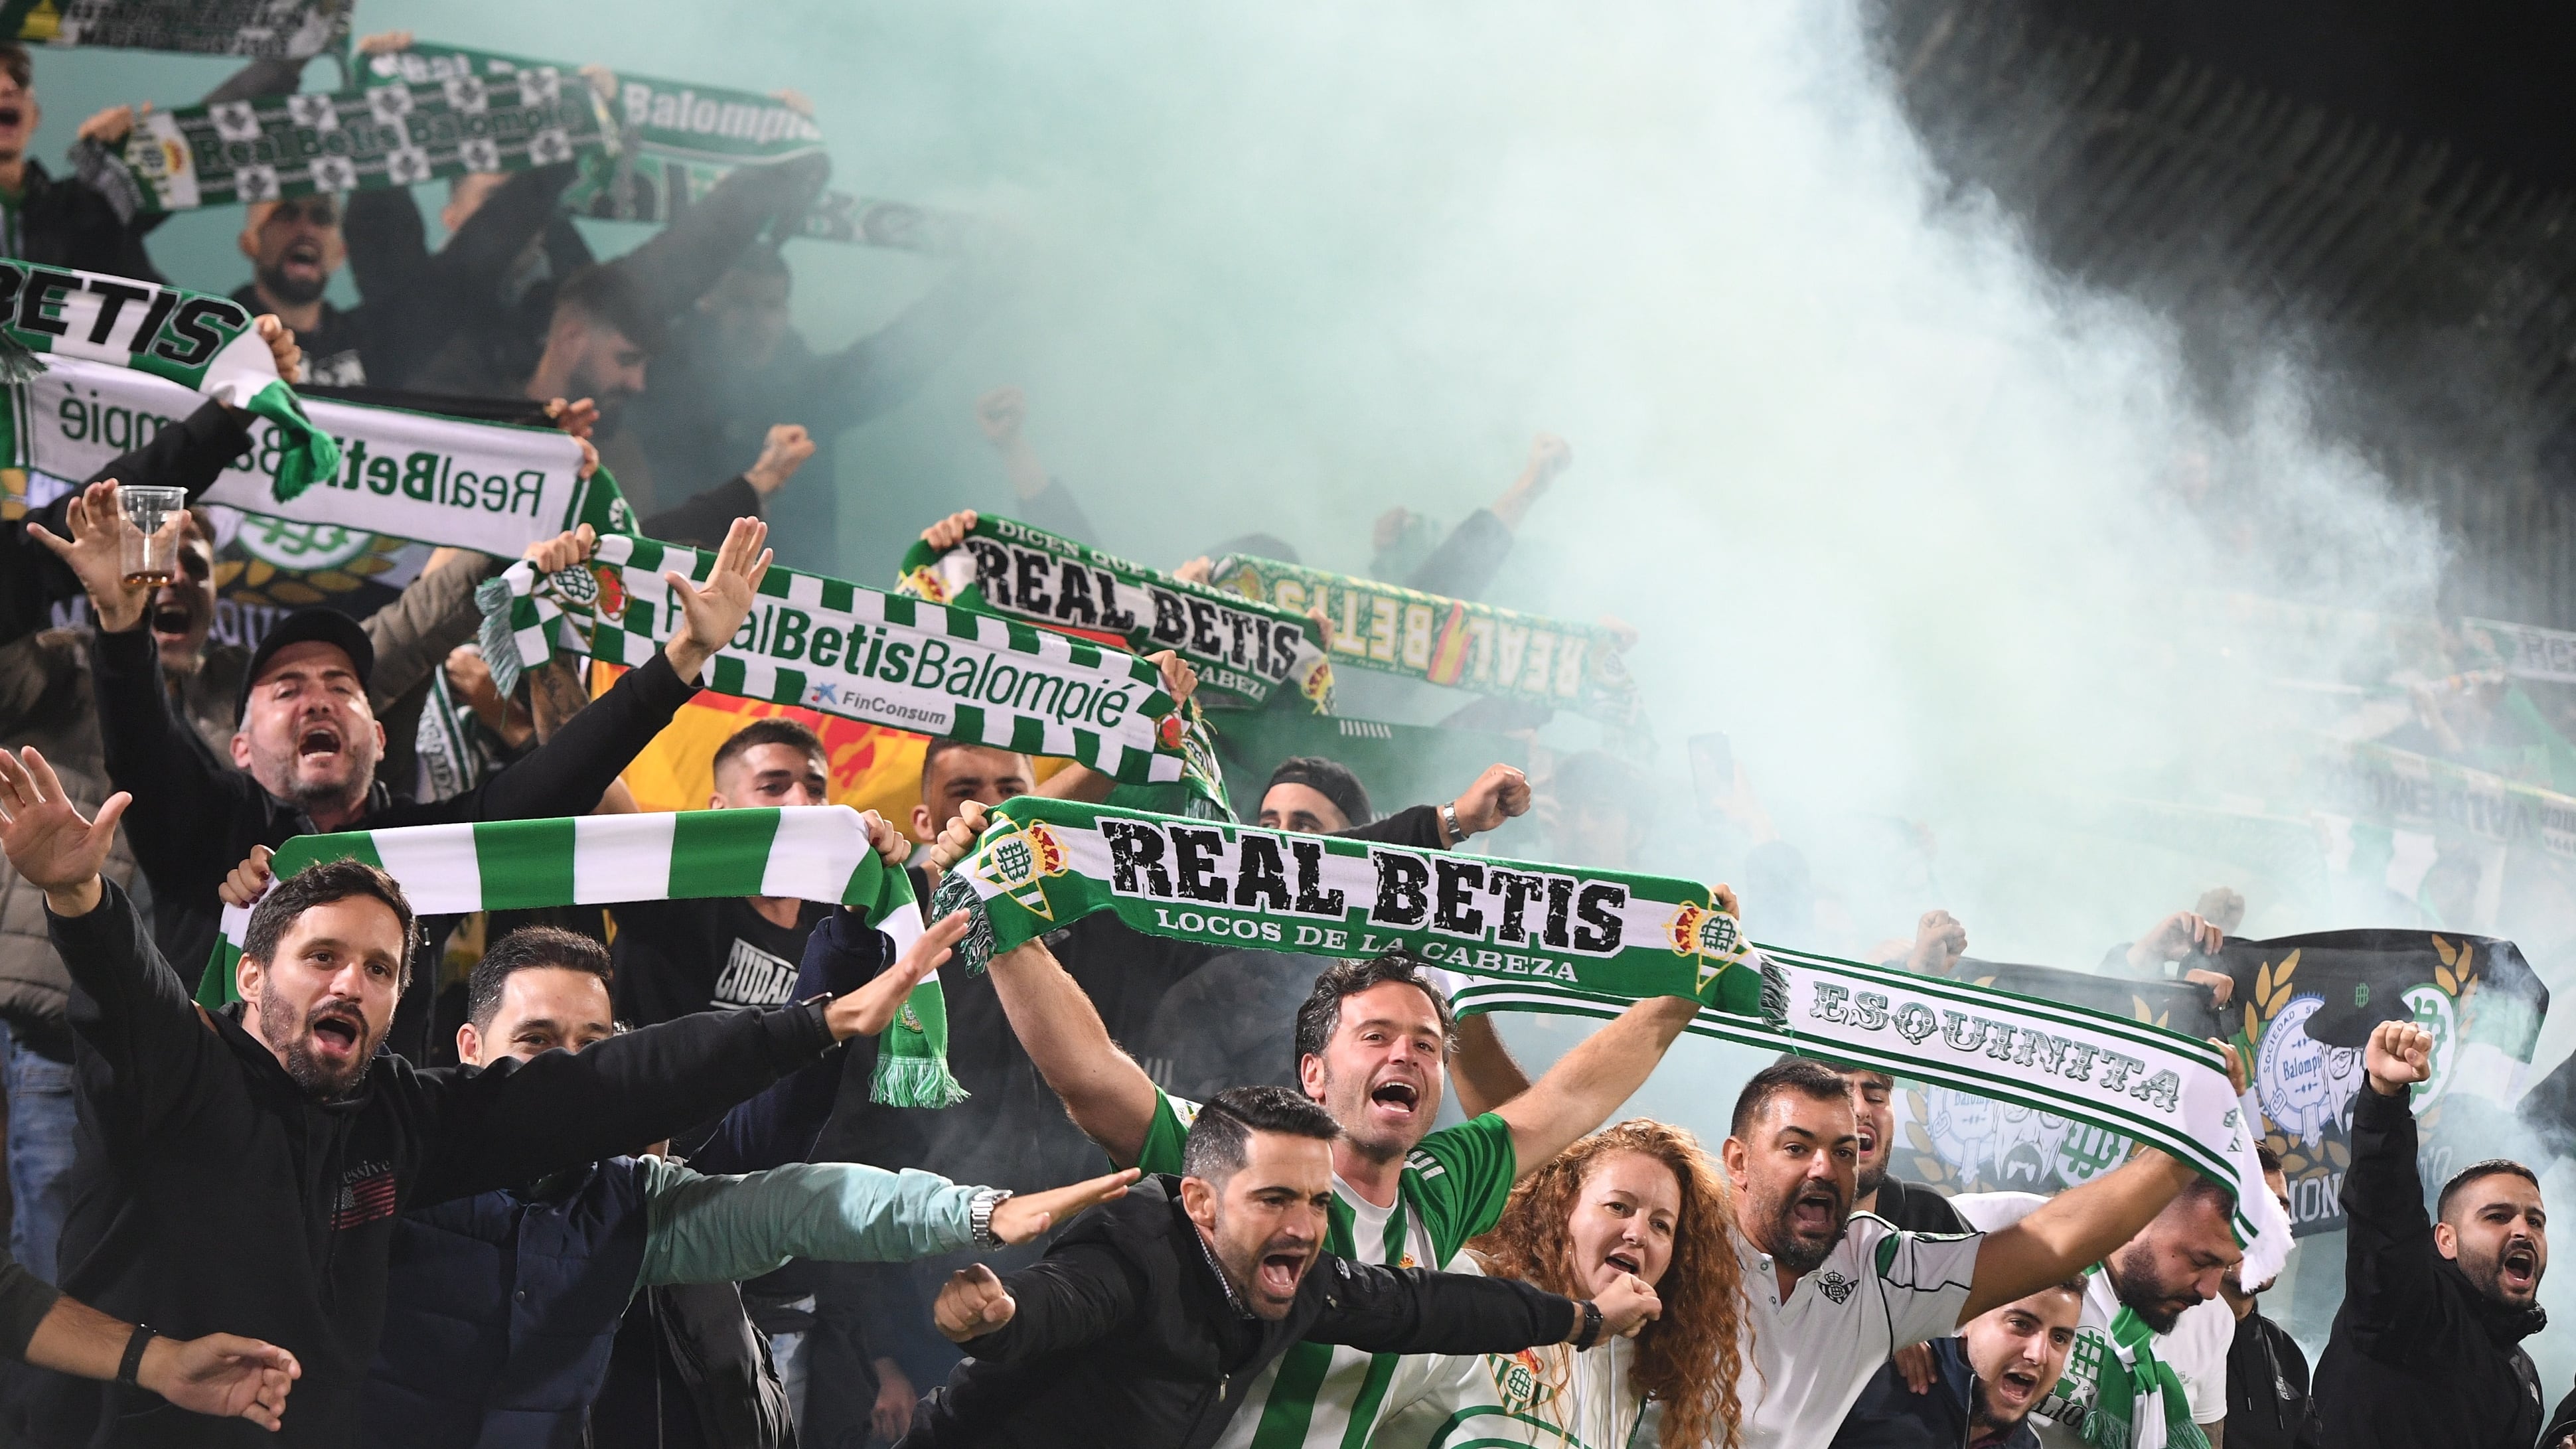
92;629;700;994
900;1176;1579;1449
1830;1334;2038;1449
30;880;840;1448
2312;1086;2548;1449
2226;1305;2318;1449
0;157;161;285
1869;1178;1967;1235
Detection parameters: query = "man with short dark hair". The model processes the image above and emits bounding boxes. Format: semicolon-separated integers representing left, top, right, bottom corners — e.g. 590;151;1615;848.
361;913;1131;1449
1833;1277;2087;1448
228;196;369;386
901;1085;1657;1449
611;716;850;1027
1722;1057;2212;1448
2314;1020;2550;1449
1785;1057;1963;1234
0;743;970;1448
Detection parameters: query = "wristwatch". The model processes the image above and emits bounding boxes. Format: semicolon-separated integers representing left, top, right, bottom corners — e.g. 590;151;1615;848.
1440;802;1468;844
969;1187;1015;1249
1570;1299;1603;1351
116;1324;154;1390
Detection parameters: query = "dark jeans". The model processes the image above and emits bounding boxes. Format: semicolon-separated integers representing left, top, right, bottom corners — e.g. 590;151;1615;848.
0;1024;74;1282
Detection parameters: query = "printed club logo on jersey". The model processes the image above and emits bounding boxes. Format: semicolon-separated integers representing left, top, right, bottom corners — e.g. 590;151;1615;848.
334;1160;398;1230
1811;1269;1857;1305
712;937;798;1010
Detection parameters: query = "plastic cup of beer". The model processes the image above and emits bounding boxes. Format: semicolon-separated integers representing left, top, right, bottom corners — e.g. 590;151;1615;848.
117;485;189;587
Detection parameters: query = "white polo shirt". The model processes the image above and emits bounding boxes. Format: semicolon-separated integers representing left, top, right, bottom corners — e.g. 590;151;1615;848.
1734;1211;1984;1449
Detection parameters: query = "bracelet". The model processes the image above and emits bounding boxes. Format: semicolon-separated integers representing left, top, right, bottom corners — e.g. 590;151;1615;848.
1440;802;1467;844
1570;1299;1602;1351
115;1323;153;1389
969;1187;1015;1249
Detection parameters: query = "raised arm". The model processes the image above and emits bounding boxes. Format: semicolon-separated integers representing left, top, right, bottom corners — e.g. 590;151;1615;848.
1959;1148;2198;1322
986;934;1162;1168
1487;994;1703;1181
637;1158;1136;1288
1308;1258;1655;1356
2;749;212;1119
623;153;830;319
2334;1022;2454;1357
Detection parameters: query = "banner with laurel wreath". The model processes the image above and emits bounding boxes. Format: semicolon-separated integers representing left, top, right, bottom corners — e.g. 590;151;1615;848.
1888;935;2545;1237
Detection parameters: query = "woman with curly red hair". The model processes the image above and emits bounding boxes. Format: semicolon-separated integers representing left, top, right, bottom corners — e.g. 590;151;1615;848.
1375;1118;1746;1449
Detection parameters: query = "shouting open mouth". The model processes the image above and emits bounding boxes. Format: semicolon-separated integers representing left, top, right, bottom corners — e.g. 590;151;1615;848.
1367;1076;1420;1126
2500;1241;2540;1296
1991;1361;2042;1412
296;722;344;765
1255;1240;1310;1300
305;1002;366;1068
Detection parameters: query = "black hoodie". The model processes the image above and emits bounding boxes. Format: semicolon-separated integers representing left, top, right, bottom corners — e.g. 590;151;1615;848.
26;880;840;1449
2312;1085;2547;1449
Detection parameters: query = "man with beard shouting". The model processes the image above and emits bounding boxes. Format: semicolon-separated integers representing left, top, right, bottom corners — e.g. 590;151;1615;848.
2314;1020;2549;1449
1721;1058;2219;1448
0;742;961;1448
901;1085;1660;1448
1946;1166;2240;1446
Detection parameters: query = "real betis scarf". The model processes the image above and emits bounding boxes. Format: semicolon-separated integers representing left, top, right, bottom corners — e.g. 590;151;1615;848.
0;264;336;494
6;355;632;551
110;64;610;214
370;43;983;256
1208;554;1642;726
899;514;1335;714
477;534;1195;787
2310;734;2576;863
1447;945;2293;1284
196;807;966;1107
2076;1297;2207;1449
0;0;341;57
926;793;1765;1004
2468;616;2576;684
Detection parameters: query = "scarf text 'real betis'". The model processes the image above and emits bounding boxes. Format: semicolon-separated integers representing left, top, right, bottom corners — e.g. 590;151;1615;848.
109;64;611;214
196;808;966;1108
899;514;1335;713
476;534;1194;787
1209;554;1642;725
0;262;337;495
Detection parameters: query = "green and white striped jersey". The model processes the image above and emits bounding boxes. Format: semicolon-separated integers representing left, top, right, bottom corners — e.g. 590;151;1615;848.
1370;1337;1646;1449
1136;1089;1519;1449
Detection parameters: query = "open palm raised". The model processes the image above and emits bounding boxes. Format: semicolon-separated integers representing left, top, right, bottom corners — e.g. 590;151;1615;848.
661;516;774;684
0;747;124;913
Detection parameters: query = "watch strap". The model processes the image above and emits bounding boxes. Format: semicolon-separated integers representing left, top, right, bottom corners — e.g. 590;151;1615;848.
1571;1298;1602;1351
115;1323;153;1389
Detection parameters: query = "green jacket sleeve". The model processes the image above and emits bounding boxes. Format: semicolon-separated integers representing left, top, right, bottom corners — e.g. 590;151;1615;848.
635;1157;981;1291
1406;1112;1518;1263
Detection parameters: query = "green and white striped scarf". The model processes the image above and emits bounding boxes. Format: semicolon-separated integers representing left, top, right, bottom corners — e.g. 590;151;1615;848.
1207;554;1643;727
899;514;1335;714
1448;945;2294;1286
110;65;611;214
476;534;1193;787
2080;1297;2208;1449
6;354;632;550
0;262;336;496
197;807;965;1108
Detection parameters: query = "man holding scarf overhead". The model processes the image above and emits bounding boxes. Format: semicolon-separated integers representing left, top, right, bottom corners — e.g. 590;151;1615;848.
919;802;1712;1449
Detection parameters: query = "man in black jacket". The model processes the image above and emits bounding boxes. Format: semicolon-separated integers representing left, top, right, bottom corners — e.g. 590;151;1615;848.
2314;1020;2550;1448
52;481;771;1016
903;1085;1655;1449
0;741;947;1448
0;44;159;282
2223;1144;2317;1449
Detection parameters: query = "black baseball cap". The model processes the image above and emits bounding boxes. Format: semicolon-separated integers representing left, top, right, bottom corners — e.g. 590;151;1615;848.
237;607;374;719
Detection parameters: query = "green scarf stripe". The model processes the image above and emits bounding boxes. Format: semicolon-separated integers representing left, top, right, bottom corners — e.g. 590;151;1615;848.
669;809;783;898
477;535;1191;786
474;817;577;911
898;514;1334;713
191;810;960;1105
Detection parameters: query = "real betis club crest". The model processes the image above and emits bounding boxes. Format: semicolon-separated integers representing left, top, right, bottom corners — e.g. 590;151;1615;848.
1665;895;1750;996
971;819;1069;919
